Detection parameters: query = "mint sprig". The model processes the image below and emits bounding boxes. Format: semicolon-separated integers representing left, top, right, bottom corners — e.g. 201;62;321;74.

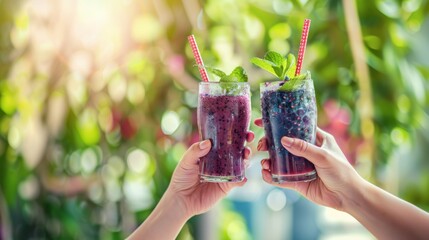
252;51;310;91
200;65;248;94
205;66;248;83
251;51;296;80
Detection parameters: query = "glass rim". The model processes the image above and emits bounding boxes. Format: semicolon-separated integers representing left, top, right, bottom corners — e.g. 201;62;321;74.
259;71;312;86
199;81;249;85
259;77;313;86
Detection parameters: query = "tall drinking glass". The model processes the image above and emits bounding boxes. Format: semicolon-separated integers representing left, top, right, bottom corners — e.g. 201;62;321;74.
260;74;317;182
198;82;251;182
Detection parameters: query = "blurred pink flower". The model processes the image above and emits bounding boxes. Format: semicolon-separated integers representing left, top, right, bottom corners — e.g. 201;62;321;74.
120;117;137;140
167;55;185;75
321;99;363;165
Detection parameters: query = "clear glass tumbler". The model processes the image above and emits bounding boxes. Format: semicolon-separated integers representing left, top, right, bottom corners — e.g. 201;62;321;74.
260;75;317;182
198;82;251;182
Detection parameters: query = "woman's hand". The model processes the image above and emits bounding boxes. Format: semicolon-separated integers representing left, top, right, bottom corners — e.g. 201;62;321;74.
168;132;254;217
255;119;363;211
127;132;254;240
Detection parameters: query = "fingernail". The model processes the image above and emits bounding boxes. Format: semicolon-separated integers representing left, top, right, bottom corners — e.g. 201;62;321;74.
281;137;294;148
199;140;211;149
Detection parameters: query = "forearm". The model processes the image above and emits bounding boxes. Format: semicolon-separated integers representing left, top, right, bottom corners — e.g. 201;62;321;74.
127;190;190;240
344;179;429;240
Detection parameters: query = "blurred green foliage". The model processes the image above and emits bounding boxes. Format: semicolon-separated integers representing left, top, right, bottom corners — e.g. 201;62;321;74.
0;0;428;239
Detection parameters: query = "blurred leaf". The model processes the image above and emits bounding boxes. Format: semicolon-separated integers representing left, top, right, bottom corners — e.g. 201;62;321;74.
77;109;101;146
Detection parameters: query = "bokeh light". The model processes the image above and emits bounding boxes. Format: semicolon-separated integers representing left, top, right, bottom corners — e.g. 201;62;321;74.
161;111;181;135
266;189;287;212
127;149;150;173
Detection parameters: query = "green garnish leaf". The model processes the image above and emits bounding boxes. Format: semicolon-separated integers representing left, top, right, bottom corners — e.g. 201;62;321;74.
264;51;284;68
251;51;298;80
284;54;297;78
278;71;310;91
278;77;301;91
220;66;248;82
204;65;248;94
205;66;248;83
203;66;227;78
250;57;278;76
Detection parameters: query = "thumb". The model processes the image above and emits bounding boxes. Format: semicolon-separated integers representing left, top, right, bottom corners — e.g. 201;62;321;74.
181;140;212;167
281;136;325;166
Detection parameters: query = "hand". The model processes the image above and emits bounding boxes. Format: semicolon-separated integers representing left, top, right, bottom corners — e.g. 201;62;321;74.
167;132;254;218
127;132;254;240
255;119;363;211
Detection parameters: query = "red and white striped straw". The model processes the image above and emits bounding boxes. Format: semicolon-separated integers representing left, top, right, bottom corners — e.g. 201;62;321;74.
295;19;311;76
187;35;209;82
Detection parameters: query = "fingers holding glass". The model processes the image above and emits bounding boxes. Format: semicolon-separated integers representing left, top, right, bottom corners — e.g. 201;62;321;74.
260;158;270;170
257;136;268;151
254;118;263;128
246;131;255;143
260;158;273;183
243;146;251;159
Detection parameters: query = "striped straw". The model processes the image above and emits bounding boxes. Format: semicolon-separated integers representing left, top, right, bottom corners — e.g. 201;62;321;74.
295;19;311;76
187;35;209;82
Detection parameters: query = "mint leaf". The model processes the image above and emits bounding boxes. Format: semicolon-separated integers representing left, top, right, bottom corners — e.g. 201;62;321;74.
278;72;310;91
203;65;248;93
284;54;297;79
220;66;248;93
264;51;284;66
220;66;248;82
205;66;248;83
273;66;284;79
252;51;293;80
252;51;301;81
204;66;247;82
278;77;301;91
250;57;278;77
204;66;227;79
265;51;287;79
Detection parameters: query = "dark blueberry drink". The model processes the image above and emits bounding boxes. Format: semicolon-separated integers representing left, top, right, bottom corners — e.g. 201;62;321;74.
260;76;317;182
198;82;251;182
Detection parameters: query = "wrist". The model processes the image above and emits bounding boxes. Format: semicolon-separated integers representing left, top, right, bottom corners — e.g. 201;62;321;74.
340;175;371;215
127;187;191;240
163;187;193;220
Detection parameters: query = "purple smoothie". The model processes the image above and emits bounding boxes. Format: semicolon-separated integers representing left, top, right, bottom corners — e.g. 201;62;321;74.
261;79;317;182
198;90;250;182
